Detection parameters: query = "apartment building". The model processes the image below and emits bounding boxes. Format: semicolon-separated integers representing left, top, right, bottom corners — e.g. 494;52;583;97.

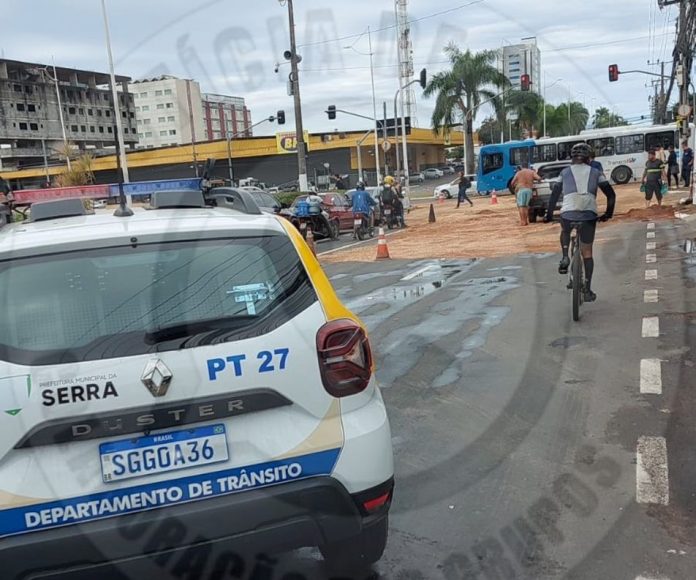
202;93;252;141
0;59;137;170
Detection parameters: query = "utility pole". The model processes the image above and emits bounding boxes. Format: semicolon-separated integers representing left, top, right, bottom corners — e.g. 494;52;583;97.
284;0;309;192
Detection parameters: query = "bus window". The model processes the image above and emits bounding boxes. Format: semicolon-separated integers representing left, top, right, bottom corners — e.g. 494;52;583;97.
558;140;584;161
482;152;504;175
645;130;676;151
615;134;643;154
587;137;615;157
510;147;531;167
532;144;557;164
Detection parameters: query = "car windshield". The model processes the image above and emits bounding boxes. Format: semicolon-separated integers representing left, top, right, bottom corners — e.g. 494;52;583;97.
0;236;315;364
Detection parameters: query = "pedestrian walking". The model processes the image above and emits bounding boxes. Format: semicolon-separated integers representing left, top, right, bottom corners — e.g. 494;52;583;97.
455;171;473;208
642;149;666;208
681;140;694;188
511;165;541;226
667;144;679;190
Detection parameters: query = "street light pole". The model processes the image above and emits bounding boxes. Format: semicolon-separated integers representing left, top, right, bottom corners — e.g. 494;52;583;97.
284;0;309;192
367;27;382;185
225;114;282;185
48;58;71;170
100;0;130;185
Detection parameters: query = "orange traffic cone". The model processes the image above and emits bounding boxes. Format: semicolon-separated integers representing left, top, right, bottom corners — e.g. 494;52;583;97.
306;227;316;256
376;227;390;260
491;191;498;205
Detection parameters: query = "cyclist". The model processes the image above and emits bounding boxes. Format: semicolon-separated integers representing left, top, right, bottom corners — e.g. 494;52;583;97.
544;143;616;303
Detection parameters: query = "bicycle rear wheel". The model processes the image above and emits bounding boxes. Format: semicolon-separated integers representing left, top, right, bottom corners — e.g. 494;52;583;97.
572;251;583;322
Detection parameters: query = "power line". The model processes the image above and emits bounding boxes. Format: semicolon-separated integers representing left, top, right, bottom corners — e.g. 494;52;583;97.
296;0;485;49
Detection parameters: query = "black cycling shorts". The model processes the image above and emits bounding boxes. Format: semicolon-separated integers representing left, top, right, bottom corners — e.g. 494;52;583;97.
644;181;662;201
561;218;597;245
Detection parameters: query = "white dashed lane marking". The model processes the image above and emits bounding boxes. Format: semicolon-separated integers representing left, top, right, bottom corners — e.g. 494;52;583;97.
642;317;660;338
647;231;656;239
647;242;657;251
647;222;656;230
646;254;657;264
640;359;663;394
644;289;659;303
636;436;669;505
645;270;658;281
636;576;671;580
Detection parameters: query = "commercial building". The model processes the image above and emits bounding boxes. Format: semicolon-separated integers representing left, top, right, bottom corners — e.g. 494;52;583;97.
202;93;252;141
498;39;541;93
0;59;138;171
129;76;206;150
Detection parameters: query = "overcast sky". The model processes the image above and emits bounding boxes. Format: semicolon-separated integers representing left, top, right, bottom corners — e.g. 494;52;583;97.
1;0;678;135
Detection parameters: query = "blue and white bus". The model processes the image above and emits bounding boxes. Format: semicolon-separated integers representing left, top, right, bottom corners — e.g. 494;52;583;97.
476;123;693;194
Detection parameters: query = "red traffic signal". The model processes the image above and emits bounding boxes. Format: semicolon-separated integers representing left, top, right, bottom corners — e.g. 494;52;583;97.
608;64;620;82
327;105;336;120
520;74;531;91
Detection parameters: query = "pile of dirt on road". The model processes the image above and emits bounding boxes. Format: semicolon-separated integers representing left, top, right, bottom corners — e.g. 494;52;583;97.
321;183;686;263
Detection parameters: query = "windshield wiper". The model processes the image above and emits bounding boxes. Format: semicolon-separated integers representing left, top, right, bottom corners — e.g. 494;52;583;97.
144;316;256;344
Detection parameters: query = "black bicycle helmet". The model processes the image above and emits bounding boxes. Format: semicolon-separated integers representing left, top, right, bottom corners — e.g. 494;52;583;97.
570;142;594;161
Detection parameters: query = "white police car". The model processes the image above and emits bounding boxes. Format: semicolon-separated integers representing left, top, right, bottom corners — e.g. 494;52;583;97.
0;184;394;578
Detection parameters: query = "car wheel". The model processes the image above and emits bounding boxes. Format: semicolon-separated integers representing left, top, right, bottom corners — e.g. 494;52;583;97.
611;165;632;185
528;208;538;223
321;516;388;575
442;190;450;199
330;221;340;240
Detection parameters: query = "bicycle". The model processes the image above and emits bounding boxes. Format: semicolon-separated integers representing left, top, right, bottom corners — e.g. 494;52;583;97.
567;221;587;322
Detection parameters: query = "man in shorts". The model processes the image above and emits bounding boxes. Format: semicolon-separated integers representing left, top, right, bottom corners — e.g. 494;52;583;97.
511;165;541;226
642;149;666;208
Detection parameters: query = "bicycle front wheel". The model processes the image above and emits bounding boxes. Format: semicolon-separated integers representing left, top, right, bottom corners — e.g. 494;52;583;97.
572;253;583;322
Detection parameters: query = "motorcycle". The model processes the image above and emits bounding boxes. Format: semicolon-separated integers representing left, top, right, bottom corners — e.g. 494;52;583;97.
296;214;339;241
353;212;375;241
381;203;400;230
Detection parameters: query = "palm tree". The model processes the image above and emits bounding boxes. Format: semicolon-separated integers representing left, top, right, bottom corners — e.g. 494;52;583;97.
547;102;589;136
507;90;545;137
592;106;628;129
424;43;508;174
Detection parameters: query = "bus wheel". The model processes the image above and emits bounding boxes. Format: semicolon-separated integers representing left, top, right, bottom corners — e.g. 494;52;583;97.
611;165;632;185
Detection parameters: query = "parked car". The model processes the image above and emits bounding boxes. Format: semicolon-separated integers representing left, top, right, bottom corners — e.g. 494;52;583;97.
408;172;425;184
439;166;455;176
92;199;106;209
246;190;283;214
286;193;355;233
433;175;478;199
527;161;571;222
423;168;444;179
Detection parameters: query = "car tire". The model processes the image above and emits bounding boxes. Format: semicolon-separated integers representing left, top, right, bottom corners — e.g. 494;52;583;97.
528;208;538;223
321;516;388;575
330;221;340;240
442;190;451;199
611;165;632;185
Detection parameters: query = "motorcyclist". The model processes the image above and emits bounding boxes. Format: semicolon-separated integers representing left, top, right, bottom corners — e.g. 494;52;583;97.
380;176;401;227
351;181;377;238
306;193;334;238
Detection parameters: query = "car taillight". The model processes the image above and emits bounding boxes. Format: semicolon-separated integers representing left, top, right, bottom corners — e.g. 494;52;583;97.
316;319;373;397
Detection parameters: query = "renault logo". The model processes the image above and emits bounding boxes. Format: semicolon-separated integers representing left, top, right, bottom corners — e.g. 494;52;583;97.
141;359;173;397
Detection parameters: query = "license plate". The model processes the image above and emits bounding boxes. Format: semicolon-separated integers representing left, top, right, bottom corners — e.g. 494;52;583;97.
384;209;391;215
100;425;229;483
300;222;307;229
354;219;362;226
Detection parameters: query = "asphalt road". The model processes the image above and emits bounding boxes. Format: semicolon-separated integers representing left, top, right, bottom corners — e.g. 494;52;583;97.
256;215;696;579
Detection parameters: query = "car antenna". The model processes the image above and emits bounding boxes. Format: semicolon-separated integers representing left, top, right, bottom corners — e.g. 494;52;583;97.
112;122;133;218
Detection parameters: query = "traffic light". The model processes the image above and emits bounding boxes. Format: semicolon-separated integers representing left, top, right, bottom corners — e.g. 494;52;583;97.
419;68;427;89
608;64;620;82
276;110;285;125
327;105;336;120
520;74;530;92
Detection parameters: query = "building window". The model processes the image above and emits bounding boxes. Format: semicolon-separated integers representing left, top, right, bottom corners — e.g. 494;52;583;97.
160;130;168;136
155;90;163;96
18;122;28;130
135;106;141;112
164;88;172;95
71;125;78;132
13;84;22;93
130;112;135;119
213;131;222;139
24;86;33;94
30;123;39;131
27;104;36;112
69;107;76;114
78;108;84;115
81;125;86;132
16;103;25;112
158;117;166;123
139;92;148;98
143;119;151;125
99;126;104;133
108;127;113;133
87;108;93;116
105;110;111;117
90;126;96;133
156;104;165;110
142;105;150;112
166;103;174;109
167;116;175;122
137;119;142;125
169;129;177;135
97;110;102;117
145;131;153;137
122;111;127;118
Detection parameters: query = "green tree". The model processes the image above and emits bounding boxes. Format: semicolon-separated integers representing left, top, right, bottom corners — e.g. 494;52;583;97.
477;116;503;145
591;106;628;129
424;43;508;174
544;102;589;137
507;90;545;135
